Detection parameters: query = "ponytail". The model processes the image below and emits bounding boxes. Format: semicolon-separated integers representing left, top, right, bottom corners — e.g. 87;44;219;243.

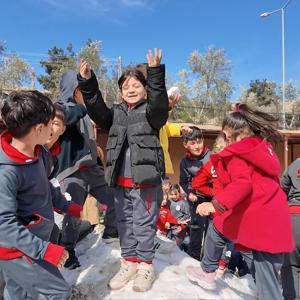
222;103;282;143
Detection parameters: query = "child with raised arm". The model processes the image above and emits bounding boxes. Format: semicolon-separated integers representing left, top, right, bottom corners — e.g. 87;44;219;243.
54;64;118;269
0;91;71;299
157;192;179;236
167;184;190;251
186;103;294;300
77;49;169;292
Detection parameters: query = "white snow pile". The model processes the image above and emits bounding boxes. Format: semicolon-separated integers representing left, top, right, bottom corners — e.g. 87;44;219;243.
63;226;257;300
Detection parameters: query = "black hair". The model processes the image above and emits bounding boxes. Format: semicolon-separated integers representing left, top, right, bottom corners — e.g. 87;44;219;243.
53;102;66;125
136;63;147;79
182;126;204;143
169;183;181;194
1;90;55;138
118;68;147;90
222;103;282;143
162;176;170;185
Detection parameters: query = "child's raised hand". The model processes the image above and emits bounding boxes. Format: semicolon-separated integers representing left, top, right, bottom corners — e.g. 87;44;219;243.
196;202;216;216
168;93;181;109
147;48;162;67
180;126;193;136
80;59;91;80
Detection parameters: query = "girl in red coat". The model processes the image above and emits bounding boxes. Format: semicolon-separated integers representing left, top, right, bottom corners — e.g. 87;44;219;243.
186;103;294;300
157;193;179;235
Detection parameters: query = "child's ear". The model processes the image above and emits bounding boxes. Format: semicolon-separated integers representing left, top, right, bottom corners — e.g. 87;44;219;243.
183;142;188;150
61;125;66;135
35;123;43;134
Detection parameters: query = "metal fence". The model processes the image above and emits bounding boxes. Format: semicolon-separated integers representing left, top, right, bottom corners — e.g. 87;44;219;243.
170;105;300;130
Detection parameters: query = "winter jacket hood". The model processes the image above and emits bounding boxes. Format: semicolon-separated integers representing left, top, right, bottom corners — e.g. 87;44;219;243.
58;70;78;104
216;136;280;178
53;71;99;181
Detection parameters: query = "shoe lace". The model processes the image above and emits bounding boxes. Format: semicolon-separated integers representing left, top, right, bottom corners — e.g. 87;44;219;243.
137;267;151;279
117;263;131;278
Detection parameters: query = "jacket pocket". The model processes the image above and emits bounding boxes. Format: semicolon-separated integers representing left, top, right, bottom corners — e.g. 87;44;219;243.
106;137;118;150
131;135;161;148
106;137;118;168
131;135;165;177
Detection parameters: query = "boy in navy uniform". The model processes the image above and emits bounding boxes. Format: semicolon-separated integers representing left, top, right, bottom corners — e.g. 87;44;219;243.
179;126;211;260
0;91;79;299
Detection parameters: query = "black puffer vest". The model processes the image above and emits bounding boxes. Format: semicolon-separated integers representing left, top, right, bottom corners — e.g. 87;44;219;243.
80;64;169;187
106;100;165;187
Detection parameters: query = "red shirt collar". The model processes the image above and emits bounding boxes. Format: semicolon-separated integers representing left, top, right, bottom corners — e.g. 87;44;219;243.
185;146;209;159
1;131;41;163
49;141;61;156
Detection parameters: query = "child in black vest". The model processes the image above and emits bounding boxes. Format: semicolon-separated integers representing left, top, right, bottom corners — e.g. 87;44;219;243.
77;50;169;292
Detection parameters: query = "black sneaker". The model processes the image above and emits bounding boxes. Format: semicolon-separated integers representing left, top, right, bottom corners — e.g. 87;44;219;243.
102;230;119;243
77;220;95;243
188;251;201;261
237;267;249;277
64;250;81;270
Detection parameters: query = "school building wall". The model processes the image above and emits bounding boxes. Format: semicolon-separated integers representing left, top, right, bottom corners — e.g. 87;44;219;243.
96;130;300;184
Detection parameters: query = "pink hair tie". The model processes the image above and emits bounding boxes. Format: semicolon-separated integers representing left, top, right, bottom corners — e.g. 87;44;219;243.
234;103;241;113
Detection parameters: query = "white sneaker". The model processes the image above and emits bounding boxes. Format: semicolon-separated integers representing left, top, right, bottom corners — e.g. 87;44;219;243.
132;262;155;292
109;259;137;290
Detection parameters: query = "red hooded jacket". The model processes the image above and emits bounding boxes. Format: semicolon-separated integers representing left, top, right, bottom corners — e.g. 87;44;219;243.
211;136;294;254
192;160;223;197
157;206;179;234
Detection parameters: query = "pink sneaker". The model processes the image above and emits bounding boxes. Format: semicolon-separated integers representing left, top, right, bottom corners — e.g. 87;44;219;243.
186;266;216;290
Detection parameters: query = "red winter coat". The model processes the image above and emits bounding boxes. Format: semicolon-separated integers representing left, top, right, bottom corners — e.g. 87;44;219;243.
157;206;178;234
211;136;294;254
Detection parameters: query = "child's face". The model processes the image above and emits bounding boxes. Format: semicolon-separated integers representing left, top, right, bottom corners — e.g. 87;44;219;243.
37;120;53;145
121;76;146;105
222;127;234;144
214;139;227;153
46;117;65;147
223;126;251;145
169;190;179;201
162;182;170;193
183;138;204;156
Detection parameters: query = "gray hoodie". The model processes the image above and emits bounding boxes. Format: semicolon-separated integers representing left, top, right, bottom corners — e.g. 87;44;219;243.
281;158;300;206
54;70;98;182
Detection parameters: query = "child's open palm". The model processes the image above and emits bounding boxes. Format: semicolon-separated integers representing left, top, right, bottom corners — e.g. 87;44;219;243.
147;48;162;67
79;60;91;80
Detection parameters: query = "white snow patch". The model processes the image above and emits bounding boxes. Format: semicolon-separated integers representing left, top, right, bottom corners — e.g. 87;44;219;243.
62;226;257;300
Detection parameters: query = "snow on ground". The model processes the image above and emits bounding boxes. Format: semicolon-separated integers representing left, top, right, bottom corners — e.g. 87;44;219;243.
63;226;257;300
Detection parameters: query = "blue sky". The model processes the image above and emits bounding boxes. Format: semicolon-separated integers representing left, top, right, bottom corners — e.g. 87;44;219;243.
1;0;300;99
